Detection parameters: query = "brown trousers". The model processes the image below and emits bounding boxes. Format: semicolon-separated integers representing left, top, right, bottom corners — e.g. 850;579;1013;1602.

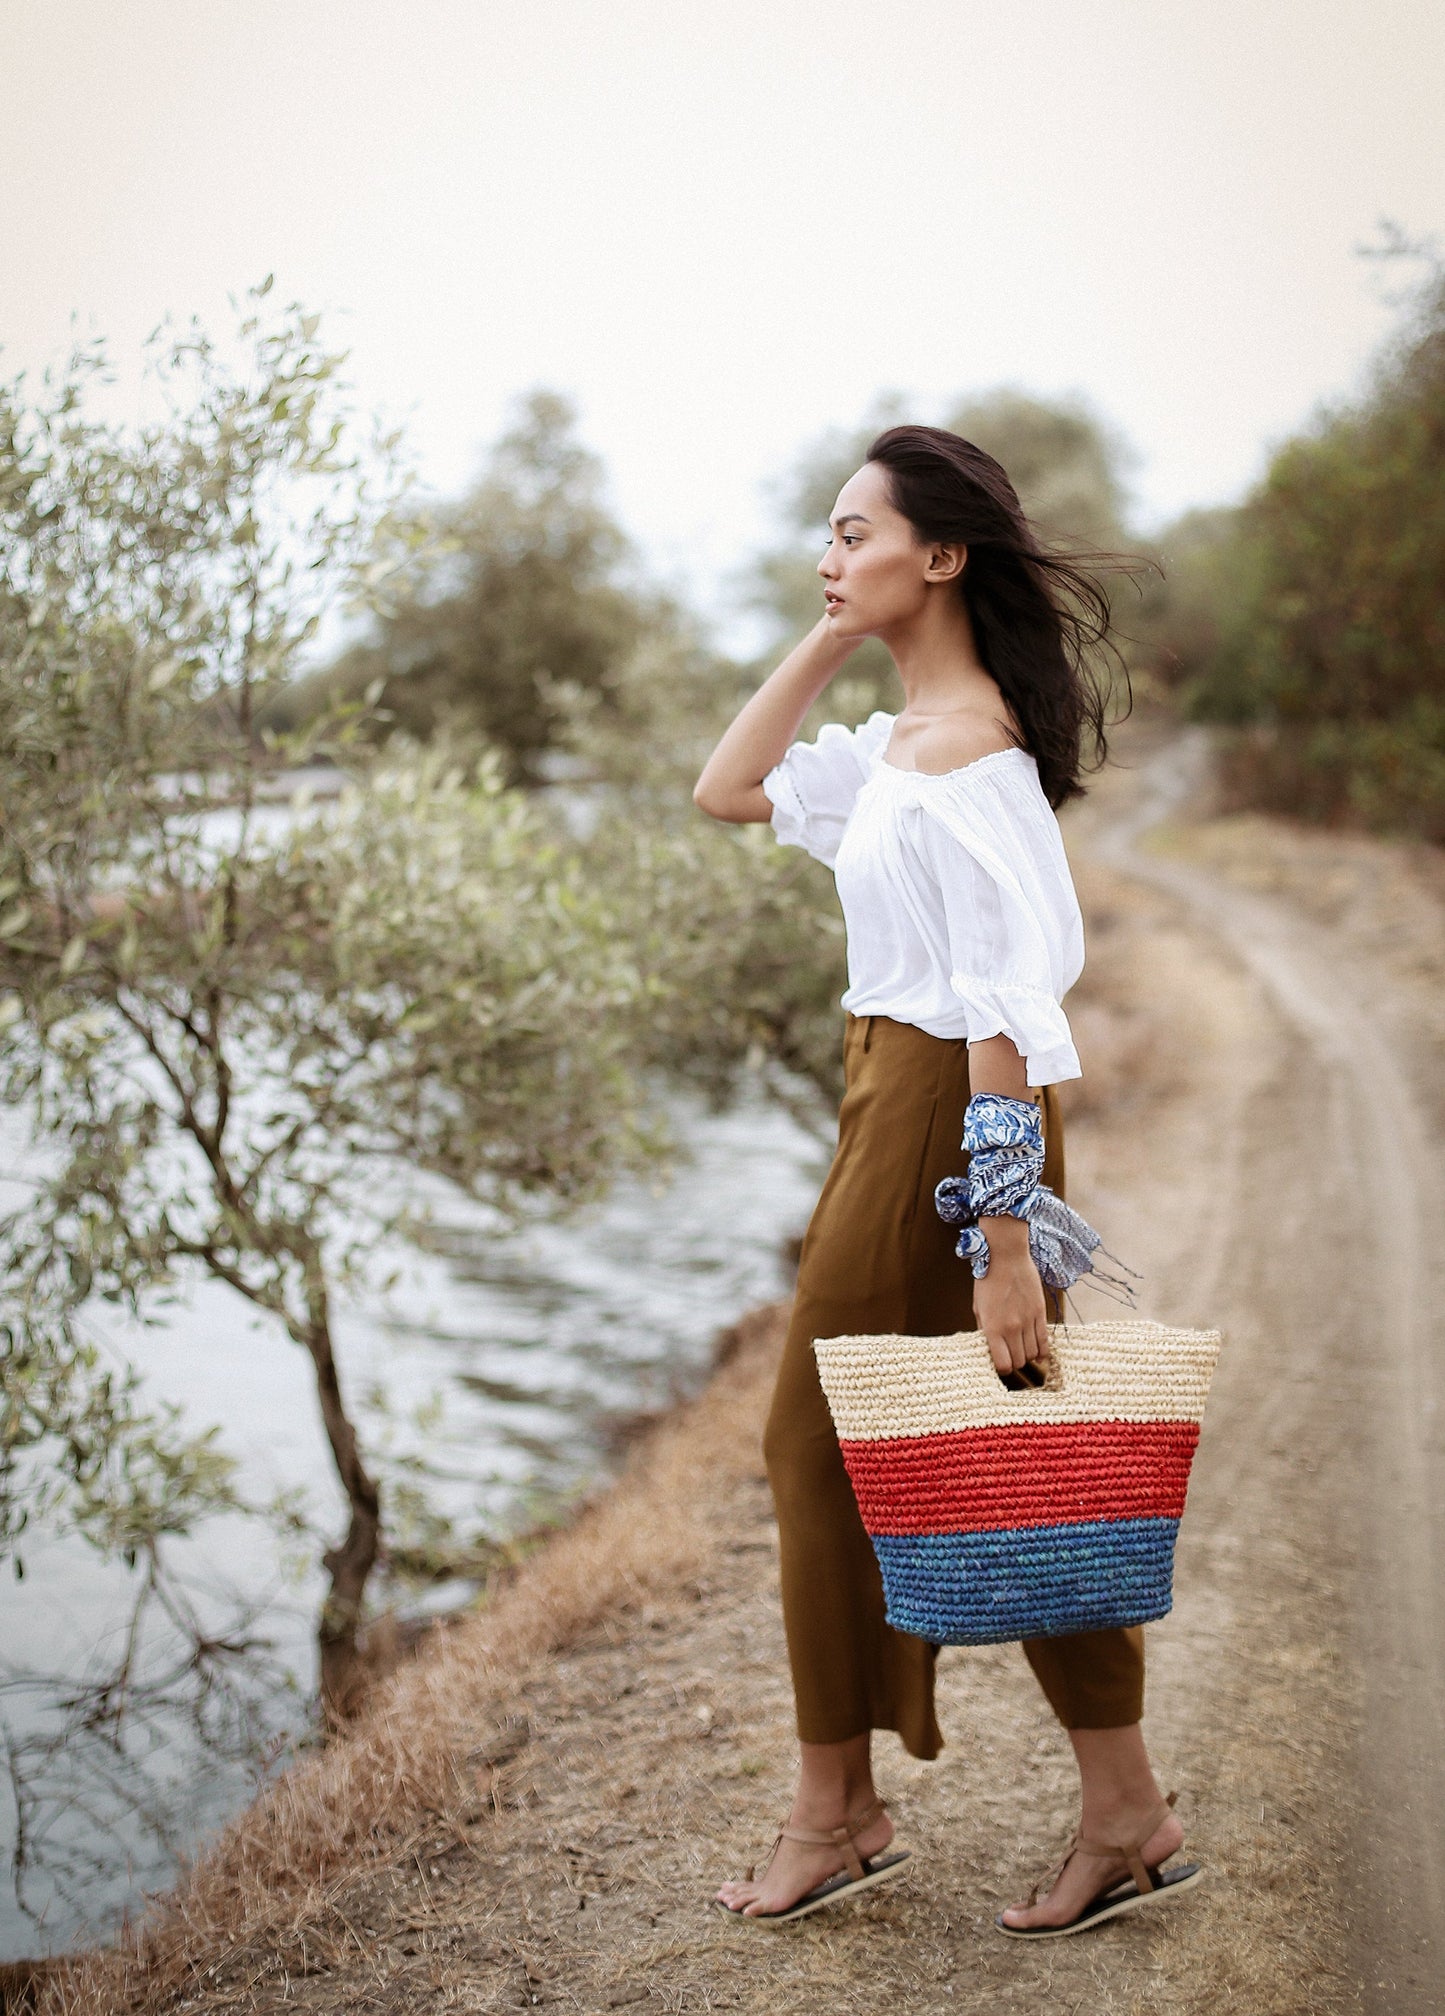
763;1011;1144;1760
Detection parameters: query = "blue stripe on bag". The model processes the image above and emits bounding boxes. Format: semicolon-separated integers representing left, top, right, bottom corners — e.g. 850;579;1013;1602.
871;1517;1180;1644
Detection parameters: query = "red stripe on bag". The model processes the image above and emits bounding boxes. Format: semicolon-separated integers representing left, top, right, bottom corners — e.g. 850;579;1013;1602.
837;1419;1200;1536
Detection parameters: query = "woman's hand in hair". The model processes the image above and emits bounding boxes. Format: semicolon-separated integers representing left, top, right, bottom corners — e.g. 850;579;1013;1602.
973;1215;1051;1373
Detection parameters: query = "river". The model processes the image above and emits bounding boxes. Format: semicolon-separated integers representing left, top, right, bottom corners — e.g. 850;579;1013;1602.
0;1077;828;1958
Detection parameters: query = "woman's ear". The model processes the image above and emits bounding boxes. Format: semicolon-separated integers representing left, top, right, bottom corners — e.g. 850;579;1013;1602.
924;542;967;583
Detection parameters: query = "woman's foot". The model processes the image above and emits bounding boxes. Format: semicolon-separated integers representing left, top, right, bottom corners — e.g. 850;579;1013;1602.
715;1797;894;1918
998;1796;1185;1931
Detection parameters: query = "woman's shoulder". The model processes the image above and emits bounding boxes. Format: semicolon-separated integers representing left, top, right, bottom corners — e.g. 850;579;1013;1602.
884;710;1020;778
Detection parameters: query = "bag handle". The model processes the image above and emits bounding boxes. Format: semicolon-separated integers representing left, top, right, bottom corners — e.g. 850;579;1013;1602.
989;1325;1068;1397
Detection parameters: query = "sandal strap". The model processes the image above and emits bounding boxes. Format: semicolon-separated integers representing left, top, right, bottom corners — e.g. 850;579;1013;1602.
778;1795;888;1884
778;1821;864;1882
745;1830;783;1884
1026;1829;1080;1908
1074;1790;1179;1896
1027;1790;1181;1907
844;1794;885;1837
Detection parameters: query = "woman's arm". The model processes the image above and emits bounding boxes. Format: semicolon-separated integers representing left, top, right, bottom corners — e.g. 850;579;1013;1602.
692;619;858;823
966;1033;1052;1375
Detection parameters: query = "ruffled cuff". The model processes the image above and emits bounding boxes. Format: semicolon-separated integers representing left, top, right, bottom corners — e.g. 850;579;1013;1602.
760;757;813;853
950;975;1082;1086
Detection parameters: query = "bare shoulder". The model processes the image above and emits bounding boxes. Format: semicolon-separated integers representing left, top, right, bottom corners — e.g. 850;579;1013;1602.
890;707;1022;777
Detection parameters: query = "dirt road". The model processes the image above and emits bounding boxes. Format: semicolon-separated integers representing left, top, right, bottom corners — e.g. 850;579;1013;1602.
62;727;1445;2016
1080;730;1445;2013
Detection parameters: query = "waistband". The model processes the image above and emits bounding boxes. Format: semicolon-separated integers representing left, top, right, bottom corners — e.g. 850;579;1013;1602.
845;1010;970;1055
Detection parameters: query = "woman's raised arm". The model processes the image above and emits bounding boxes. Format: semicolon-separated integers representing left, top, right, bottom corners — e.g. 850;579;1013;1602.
692;618;857;823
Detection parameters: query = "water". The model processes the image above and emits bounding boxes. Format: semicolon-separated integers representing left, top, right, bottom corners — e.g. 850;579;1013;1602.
0;1080;830;1957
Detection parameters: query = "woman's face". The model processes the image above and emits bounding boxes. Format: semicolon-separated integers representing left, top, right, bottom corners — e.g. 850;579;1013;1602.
817;462;960;639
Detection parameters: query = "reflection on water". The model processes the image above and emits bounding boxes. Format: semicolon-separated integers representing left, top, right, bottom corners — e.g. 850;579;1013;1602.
0;1080;829;1958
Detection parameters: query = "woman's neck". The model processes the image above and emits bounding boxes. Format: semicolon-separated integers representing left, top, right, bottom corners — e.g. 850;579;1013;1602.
880;590;995;717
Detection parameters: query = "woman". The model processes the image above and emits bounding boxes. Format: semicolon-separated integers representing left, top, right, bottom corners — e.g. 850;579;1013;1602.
693;425;1194;1935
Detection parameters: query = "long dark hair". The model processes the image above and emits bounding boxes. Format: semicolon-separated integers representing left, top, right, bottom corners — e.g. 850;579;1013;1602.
866;423;1137;808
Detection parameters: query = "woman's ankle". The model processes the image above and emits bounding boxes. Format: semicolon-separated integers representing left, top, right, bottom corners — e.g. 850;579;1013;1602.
790;1781;876;1825
1078;1786;1174;1845
790;1735;876;1824
1068;1725;1166;1839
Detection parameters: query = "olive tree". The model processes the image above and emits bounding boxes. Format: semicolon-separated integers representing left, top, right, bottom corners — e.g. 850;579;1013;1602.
0;289;656;1711
521;627;848;1157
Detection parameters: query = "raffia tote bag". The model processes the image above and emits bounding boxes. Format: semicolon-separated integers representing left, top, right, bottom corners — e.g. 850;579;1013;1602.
812;1320;1222;1645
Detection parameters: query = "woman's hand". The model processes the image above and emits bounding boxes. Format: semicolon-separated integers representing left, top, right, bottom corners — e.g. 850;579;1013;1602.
972;1215;1050;1374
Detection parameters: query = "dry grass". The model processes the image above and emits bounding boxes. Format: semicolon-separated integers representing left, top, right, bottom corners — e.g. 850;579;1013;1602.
43;1304;791;2016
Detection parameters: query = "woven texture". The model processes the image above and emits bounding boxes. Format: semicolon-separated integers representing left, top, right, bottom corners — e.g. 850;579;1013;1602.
812;1321;1221;1645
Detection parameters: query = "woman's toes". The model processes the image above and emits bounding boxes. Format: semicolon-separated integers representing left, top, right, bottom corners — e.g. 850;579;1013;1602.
1000;1891;1065;1930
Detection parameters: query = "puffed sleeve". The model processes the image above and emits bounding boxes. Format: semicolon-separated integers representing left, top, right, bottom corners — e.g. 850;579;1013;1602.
913;756;1085;1086
760;710;895;870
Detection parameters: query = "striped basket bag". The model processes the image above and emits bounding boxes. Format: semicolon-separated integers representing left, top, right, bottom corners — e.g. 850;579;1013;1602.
812;1321;1222;1645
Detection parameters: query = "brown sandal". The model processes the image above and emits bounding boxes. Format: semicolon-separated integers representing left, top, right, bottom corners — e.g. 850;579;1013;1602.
994;1789;1204;1939
717;1795;912;1926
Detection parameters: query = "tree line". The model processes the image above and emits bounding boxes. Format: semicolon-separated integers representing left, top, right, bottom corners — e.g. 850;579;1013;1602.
275;255;1445;852
1142;244;1445;839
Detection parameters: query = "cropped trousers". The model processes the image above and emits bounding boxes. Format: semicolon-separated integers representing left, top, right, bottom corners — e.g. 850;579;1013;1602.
763;1010;1144;1760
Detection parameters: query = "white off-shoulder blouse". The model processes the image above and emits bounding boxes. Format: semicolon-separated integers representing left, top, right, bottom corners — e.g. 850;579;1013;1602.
761;709;1084;1086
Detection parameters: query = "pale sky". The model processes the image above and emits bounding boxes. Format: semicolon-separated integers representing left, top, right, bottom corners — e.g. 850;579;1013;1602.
3;0;1443;636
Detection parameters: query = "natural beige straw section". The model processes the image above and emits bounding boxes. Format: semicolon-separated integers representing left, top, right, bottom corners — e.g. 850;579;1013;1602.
814;1320;1223;1440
